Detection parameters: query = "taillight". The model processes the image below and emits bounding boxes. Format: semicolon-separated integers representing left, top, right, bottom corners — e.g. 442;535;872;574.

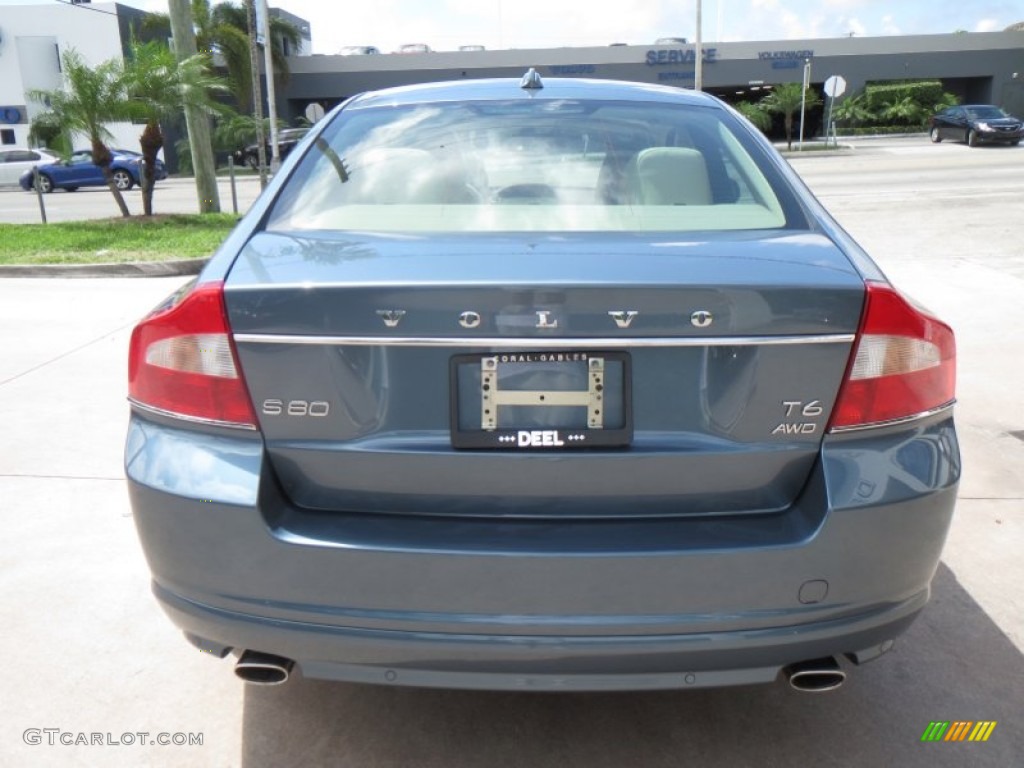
830;282;955;431
128;280;257;429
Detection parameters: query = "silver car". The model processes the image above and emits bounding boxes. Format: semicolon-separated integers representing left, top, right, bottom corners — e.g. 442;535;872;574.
0;147;58;186
126;74;959;693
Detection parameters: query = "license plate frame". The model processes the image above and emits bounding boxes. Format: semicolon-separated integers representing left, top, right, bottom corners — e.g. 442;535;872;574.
449;350;632;450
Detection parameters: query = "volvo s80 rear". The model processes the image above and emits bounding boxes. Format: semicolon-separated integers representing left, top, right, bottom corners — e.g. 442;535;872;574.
126;75;958;692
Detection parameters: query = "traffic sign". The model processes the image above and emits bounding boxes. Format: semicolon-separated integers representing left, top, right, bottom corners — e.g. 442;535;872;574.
824;75;847;98
304;102;326;123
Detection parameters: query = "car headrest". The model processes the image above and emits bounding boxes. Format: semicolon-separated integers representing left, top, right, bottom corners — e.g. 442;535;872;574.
628;147;713;206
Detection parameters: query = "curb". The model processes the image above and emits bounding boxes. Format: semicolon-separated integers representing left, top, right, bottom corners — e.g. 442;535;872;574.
834;132;929;141
778;143;855;158
778;133;931;159
0;258;207;279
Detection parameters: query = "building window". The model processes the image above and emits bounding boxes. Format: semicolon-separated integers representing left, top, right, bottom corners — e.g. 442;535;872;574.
1;129;16;145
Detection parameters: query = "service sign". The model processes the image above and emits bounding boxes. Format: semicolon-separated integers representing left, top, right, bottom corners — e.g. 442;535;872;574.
645;48;718;66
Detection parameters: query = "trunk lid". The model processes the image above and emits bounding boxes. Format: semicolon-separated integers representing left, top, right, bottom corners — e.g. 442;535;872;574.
226;230;864;518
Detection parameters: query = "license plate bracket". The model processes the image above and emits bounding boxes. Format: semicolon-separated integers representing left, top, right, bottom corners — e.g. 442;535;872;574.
450;351;632;449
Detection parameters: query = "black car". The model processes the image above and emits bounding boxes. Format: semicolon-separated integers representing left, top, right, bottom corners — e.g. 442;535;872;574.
234;128;310;170
929;104;1023;147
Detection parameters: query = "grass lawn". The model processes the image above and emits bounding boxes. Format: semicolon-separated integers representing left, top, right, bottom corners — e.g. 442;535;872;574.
0;214;240;265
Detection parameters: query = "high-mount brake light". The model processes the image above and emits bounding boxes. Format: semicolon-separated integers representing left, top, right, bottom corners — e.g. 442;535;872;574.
127;280;257;428
830;282;955;431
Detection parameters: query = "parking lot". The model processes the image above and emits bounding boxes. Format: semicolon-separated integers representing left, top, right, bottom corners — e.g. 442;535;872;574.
0;174;264;224
1;137;1021;767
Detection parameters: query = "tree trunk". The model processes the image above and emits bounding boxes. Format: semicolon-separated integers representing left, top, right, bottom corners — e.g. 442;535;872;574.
168;0;221;213
784;113;794;151
93;139;131;217
139;121;164;217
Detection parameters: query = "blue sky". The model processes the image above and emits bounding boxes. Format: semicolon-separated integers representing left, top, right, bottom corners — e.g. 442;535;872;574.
4;0;1022;53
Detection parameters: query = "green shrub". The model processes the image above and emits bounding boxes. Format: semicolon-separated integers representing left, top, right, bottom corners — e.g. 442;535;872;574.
832;81;958;131
863;81;946;117
843;125;928;136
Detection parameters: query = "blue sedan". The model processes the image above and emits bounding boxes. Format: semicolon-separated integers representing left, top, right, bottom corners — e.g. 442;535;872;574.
19;148;167;193
125;74;959;693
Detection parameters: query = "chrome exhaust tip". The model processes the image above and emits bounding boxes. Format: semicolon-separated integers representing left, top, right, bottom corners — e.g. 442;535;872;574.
234;650;295;685
785;657;847;693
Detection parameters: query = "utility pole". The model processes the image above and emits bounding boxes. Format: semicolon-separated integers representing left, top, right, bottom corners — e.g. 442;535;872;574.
259;0;280;174
694;0;702;91
246;0;268;189
167;0;220;213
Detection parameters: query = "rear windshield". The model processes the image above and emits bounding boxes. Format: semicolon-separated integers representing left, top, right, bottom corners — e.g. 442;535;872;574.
266;98;795;233
965;106;1008;120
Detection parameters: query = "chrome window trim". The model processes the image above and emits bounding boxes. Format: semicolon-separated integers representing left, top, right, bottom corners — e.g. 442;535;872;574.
128;397;258;431
232;333;856;349
828;401;956;434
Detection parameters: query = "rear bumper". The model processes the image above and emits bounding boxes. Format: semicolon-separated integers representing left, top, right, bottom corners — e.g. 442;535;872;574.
126;410;959;691
159;581;925;691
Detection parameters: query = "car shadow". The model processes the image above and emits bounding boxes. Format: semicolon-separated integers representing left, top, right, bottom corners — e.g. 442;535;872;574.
240;563;1022;767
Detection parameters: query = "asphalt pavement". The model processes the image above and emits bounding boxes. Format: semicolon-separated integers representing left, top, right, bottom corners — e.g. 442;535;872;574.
0;175;265;225
0;136;1021;767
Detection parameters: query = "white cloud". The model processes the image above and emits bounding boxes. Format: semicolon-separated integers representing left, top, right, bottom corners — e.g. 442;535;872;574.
880;14;902;35
489;0;670;48
841;16;868;37
974;18;1001;32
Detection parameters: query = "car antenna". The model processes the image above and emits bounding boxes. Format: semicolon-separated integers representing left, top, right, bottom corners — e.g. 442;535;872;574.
520;68;544;90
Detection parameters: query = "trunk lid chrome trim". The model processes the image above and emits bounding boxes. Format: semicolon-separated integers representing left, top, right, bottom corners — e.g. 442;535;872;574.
233;333;855;348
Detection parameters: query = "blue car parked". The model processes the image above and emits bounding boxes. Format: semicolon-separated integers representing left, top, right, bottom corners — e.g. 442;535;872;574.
125;74;959;693
19;148;167;193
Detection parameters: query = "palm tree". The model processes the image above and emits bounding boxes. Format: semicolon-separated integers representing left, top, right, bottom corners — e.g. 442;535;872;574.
831;92;875;128
879;95;926;126
144;1;250;110
760;83;823;150
27;111;72;156
933;92;959;113
28;50;132;217
212;1;302;83
733;101;771;132
213;113;286;155
171;114;286;174
122;40;230;215
143;0;301;114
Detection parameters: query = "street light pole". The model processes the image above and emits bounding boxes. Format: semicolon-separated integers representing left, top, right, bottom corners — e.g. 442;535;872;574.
694;0;703;91
245;0;268;189
798;57;811;151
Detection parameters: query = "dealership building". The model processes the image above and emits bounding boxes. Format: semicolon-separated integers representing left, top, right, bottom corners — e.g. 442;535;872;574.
0;0;1021;151
0;1;311;150
279;31;1024;129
